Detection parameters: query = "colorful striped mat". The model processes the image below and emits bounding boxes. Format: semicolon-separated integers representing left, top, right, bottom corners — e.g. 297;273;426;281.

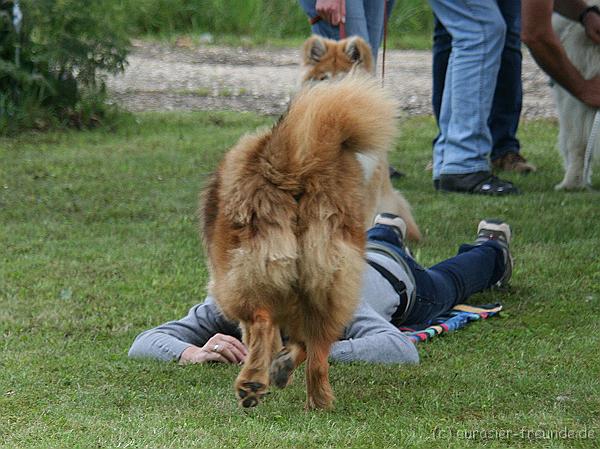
398;303;503;343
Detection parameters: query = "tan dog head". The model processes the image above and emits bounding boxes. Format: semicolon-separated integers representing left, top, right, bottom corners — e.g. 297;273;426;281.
301;35;374;83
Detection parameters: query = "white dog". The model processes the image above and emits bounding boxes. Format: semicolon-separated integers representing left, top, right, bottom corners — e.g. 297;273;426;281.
552;10;600;190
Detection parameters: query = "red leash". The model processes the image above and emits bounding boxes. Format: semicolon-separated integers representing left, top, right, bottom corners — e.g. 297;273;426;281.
382;0;388;86
339;0;347;38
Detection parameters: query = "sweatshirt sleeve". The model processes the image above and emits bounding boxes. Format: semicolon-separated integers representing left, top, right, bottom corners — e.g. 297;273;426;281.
128;296;241;362
330;302;419;364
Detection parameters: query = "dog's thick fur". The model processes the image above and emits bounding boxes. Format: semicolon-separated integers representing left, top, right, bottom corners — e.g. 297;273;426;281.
552;9;600;190
200;75;398;409
302;35;421;241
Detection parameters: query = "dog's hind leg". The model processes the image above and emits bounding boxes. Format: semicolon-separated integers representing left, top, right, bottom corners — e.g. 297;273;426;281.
556;143;587;190
234;309;277;408
269;341;307;389
304;338;335;410
555;116;589;190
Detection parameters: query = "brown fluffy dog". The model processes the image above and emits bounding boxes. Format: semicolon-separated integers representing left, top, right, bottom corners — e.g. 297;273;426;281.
301;35;421;241
200;75;398;409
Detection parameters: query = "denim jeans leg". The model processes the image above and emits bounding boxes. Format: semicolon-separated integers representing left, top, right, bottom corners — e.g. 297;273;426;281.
489;0;522;160
429;242;505;302
366;224;404;248
366;224;500;325
431;16;451;179
432;15;451;123
360;0;396;61
402;241;505;325
428;0;506;176
347;0;397;63
432;6;522;163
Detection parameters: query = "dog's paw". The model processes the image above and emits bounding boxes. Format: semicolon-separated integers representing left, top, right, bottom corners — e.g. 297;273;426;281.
305;391;334;411
235;381;268;408
554;182;568;191
269;350;295;389
555;181;587;191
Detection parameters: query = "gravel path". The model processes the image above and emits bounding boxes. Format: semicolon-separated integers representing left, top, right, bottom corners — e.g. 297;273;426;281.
107;40;556;119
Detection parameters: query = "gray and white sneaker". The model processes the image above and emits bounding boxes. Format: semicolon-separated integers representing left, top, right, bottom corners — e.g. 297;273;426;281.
373;213;407;243
476;219;513;288
372;212;413;256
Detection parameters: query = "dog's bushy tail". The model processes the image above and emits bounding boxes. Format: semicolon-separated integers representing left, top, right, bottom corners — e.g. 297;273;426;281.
205;75;398;294
279;75;398;166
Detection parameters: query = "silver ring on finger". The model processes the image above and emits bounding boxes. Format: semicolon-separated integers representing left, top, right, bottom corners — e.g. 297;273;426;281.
212;344;221;353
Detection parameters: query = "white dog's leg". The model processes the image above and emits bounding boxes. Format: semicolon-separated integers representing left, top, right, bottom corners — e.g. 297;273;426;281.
555;144;587;190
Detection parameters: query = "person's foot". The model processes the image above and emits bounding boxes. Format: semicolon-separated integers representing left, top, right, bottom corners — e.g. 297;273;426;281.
373;213;407;244
475;219;513;288
492;152;537;173
439;171;520;195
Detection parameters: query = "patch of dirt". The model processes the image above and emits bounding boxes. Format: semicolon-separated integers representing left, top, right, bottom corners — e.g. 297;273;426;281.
106;40;557;119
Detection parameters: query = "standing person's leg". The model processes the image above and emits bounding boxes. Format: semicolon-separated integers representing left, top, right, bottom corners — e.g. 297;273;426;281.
429;0;518;194
367;216;511;325
431;16;452;186
341;0;371;53
432;15;451;123
489;0;521;161
361;0;396;62
489;0;536;173
431;0;504;176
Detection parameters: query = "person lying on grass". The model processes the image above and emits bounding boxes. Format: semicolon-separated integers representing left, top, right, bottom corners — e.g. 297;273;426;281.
129;214;512;365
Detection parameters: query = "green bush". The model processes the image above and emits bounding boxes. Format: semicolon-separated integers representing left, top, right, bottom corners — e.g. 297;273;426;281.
0;0;130;134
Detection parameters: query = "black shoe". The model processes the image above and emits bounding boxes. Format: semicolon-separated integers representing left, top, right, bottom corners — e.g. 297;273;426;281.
440;171;520;195
433;179;440;191
475;219;513;288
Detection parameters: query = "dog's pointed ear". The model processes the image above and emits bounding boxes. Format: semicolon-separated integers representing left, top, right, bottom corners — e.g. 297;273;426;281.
303;35;327;65
344;36;374;71
344;36;366;63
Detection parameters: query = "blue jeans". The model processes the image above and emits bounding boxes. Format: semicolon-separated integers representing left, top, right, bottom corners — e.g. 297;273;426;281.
367;224;506;325
298;0;395;61
427;0;506;178
432;0;522;162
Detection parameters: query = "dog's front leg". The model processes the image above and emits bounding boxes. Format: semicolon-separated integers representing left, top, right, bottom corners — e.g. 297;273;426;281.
235;309;276;408
269;341;307;389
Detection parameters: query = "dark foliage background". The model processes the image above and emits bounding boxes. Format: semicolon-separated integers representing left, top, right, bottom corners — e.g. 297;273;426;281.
0;0;130;134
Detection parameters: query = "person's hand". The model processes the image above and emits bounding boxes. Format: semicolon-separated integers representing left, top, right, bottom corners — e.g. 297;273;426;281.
583;9;600;44
580;75;600;108
316;0;345;26
178;333;248;365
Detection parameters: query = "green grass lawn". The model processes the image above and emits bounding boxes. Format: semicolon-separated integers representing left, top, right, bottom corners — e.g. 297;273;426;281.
1;112;599;448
